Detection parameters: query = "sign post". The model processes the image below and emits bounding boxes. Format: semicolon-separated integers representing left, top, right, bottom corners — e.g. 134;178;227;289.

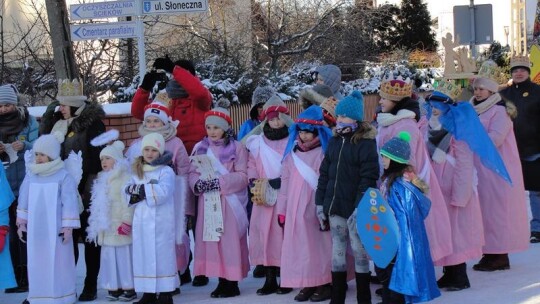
453;2;493;59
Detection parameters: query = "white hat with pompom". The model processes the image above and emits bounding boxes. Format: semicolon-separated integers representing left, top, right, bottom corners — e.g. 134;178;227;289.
33;131;65;160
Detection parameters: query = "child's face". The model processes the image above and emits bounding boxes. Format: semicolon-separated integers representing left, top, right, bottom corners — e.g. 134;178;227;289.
206;124;225;141
145;116;165;130
100;156;116;171
59;104;72;119
299;130;315;143
336;115;355;124
35;152;51;164
143;146;160;163
473;87;492;101
382;155;391;169
431;107;442;117
268;116;285;129
0;104;16;114
379;97;396;113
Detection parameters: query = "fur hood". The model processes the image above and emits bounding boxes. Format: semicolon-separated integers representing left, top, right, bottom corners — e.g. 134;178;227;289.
150;150;174;167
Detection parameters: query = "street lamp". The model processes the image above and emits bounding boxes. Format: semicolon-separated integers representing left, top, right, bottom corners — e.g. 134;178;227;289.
504;26;510;48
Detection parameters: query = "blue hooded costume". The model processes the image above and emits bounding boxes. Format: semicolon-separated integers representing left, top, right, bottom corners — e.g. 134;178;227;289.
0;164;16;289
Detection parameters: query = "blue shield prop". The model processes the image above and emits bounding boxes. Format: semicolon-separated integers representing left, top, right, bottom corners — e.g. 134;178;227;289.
356;188;399;268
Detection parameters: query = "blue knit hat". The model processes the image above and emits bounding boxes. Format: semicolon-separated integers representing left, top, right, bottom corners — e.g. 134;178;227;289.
381;131;411;164
335;90;364;121
283;105;332;159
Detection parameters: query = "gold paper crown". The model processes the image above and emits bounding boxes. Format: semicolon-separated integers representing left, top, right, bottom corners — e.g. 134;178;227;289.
57;78;86;105
510;55;530;70
436;80;462;101
320;97;338;118
379;77;413;101
477;61;507;85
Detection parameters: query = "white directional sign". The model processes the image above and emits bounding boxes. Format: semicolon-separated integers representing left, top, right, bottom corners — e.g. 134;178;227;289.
70;21;139;41
142;0;208;15
70;1;137;21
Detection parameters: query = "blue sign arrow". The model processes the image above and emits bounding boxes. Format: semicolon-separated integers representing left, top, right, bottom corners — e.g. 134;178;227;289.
73;27;82;39
73;6;82;19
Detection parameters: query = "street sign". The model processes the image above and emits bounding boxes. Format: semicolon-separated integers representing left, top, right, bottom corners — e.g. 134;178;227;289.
453;4;493;45
70;21;139;41
70;0;137;21
142;0;208;15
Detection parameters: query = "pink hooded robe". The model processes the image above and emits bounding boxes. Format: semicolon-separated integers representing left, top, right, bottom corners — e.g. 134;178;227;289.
474;104;529;254
377;116;453;262
246;134;288;267
276;146;332;288
188;141;250;281
431;138;484;266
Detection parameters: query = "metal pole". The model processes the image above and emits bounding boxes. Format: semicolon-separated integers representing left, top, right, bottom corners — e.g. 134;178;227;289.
469;0;476;58
1;1;4;83
135;0;146;82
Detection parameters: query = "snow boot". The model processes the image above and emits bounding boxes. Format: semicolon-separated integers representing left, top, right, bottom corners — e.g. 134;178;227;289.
253;265;265;278
329;271;347;304
134;293;157;304
355;272;372;304
446;263;470;291
211;278;228;298
257;266;279;295
218;280;241;298
437;266;454;288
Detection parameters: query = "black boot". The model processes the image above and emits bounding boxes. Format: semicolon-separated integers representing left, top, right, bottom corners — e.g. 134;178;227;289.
135;293;157;304
376;263;404;304
78;285;97;301
294;287;316;302
473;254;510;271
156;292;173;304
211;278;227;298
192;275;209;286
446;263;470;291
253;265;265;278
218;279;241;298
257;266;279;295
355;272;371;304
309;284;332;302
180;268;192;285
437;266;454;288
329;271;347;304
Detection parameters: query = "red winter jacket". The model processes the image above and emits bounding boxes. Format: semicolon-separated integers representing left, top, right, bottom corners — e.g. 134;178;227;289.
131;66;212;154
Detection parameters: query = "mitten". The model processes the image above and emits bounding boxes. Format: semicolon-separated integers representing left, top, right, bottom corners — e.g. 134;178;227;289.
277;215;285;228
195;178;221;194
139;71;159;91
268;177;281;190
117;223;132;236
126;184;146;205
153;56;175;73
316;205;329;231
0;226;9;252
59;227;73;244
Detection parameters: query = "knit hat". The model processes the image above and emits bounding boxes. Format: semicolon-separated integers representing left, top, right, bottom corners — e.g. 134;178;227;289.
100;140;125;161
335;90;364;121
33;132;65;160
252;85;277;108
380;131;411;164
0;84;18;105
473;61;502;93
284;105;333;158
379;79;413;102
510;55;531;73
144;101;171;125
57;79;87;108
141;133;165;155
205;98;232;131
315;65;342;94
260;95;290;120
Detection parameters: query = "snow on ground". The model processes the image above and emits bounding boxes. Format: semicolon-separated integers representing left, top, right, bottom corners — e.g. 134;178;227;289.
28;103;132;118
2;241;540;304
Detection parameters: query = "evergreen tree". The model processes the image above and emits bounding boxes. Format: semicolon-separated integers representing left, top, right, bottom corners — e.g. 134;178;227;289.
398;0;437;51
371;4;401;52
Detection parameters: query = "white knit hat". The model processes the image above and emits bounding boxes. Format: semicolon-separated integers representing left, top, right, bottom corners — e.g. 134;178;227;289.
205;98;231;131
33;132;65;160
144;101;170;125
0;84;18;105
141;133;165;155
100;140;125;161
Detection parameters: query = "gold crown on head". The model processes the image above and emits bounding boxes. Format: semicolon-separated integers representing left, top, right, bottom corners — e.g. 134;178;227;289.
57;78;87;106
379;76;413;102
477;61;507;85
510;55;530;70
436;80;462;101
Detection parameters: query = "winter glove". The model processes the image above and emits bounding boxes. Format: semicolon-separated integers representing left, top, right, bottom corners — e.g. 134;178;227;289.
117;223;132;236
277;214;285;228
139;71;160;91
153;56;175;73
16;218;27;243
195;178;221;194
0;226;9;252
316;205;329;231
59;227;73;244
268;177;281;190
125;184;146;205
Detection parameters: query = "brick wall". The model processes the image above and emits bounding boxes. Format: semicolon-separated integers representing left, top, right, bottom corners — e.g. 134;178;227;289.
103;115;142;147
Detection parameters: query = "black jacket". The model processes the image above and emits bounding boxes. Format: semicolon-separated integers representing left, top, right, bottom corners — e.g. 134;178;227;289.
315;125;380;218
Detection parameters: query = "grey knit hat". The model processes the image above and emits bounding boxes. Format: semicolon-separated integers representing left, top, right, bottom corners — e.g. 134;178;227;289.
0;84;19;105
205;98;232;131
315;65;342;94
251;85;277;108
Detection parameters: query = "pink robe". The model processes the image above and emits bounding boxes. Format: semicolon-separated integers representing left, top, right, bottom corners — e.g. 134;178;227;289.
431;138;484;266
246;135;288;267
378;118;453;262
188;142;250;281
475;105;529;253
276;147;332;288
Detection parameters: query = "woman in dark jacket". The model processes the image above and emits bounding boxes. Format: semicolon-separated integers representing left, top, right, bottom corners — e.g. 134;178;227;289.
315;91;379;304
40;79;105;302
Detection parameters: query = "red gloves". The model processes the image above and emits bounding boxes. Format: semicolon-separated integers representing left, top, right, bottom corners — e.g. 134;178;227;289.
0;226;9;252
118;223;132;236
